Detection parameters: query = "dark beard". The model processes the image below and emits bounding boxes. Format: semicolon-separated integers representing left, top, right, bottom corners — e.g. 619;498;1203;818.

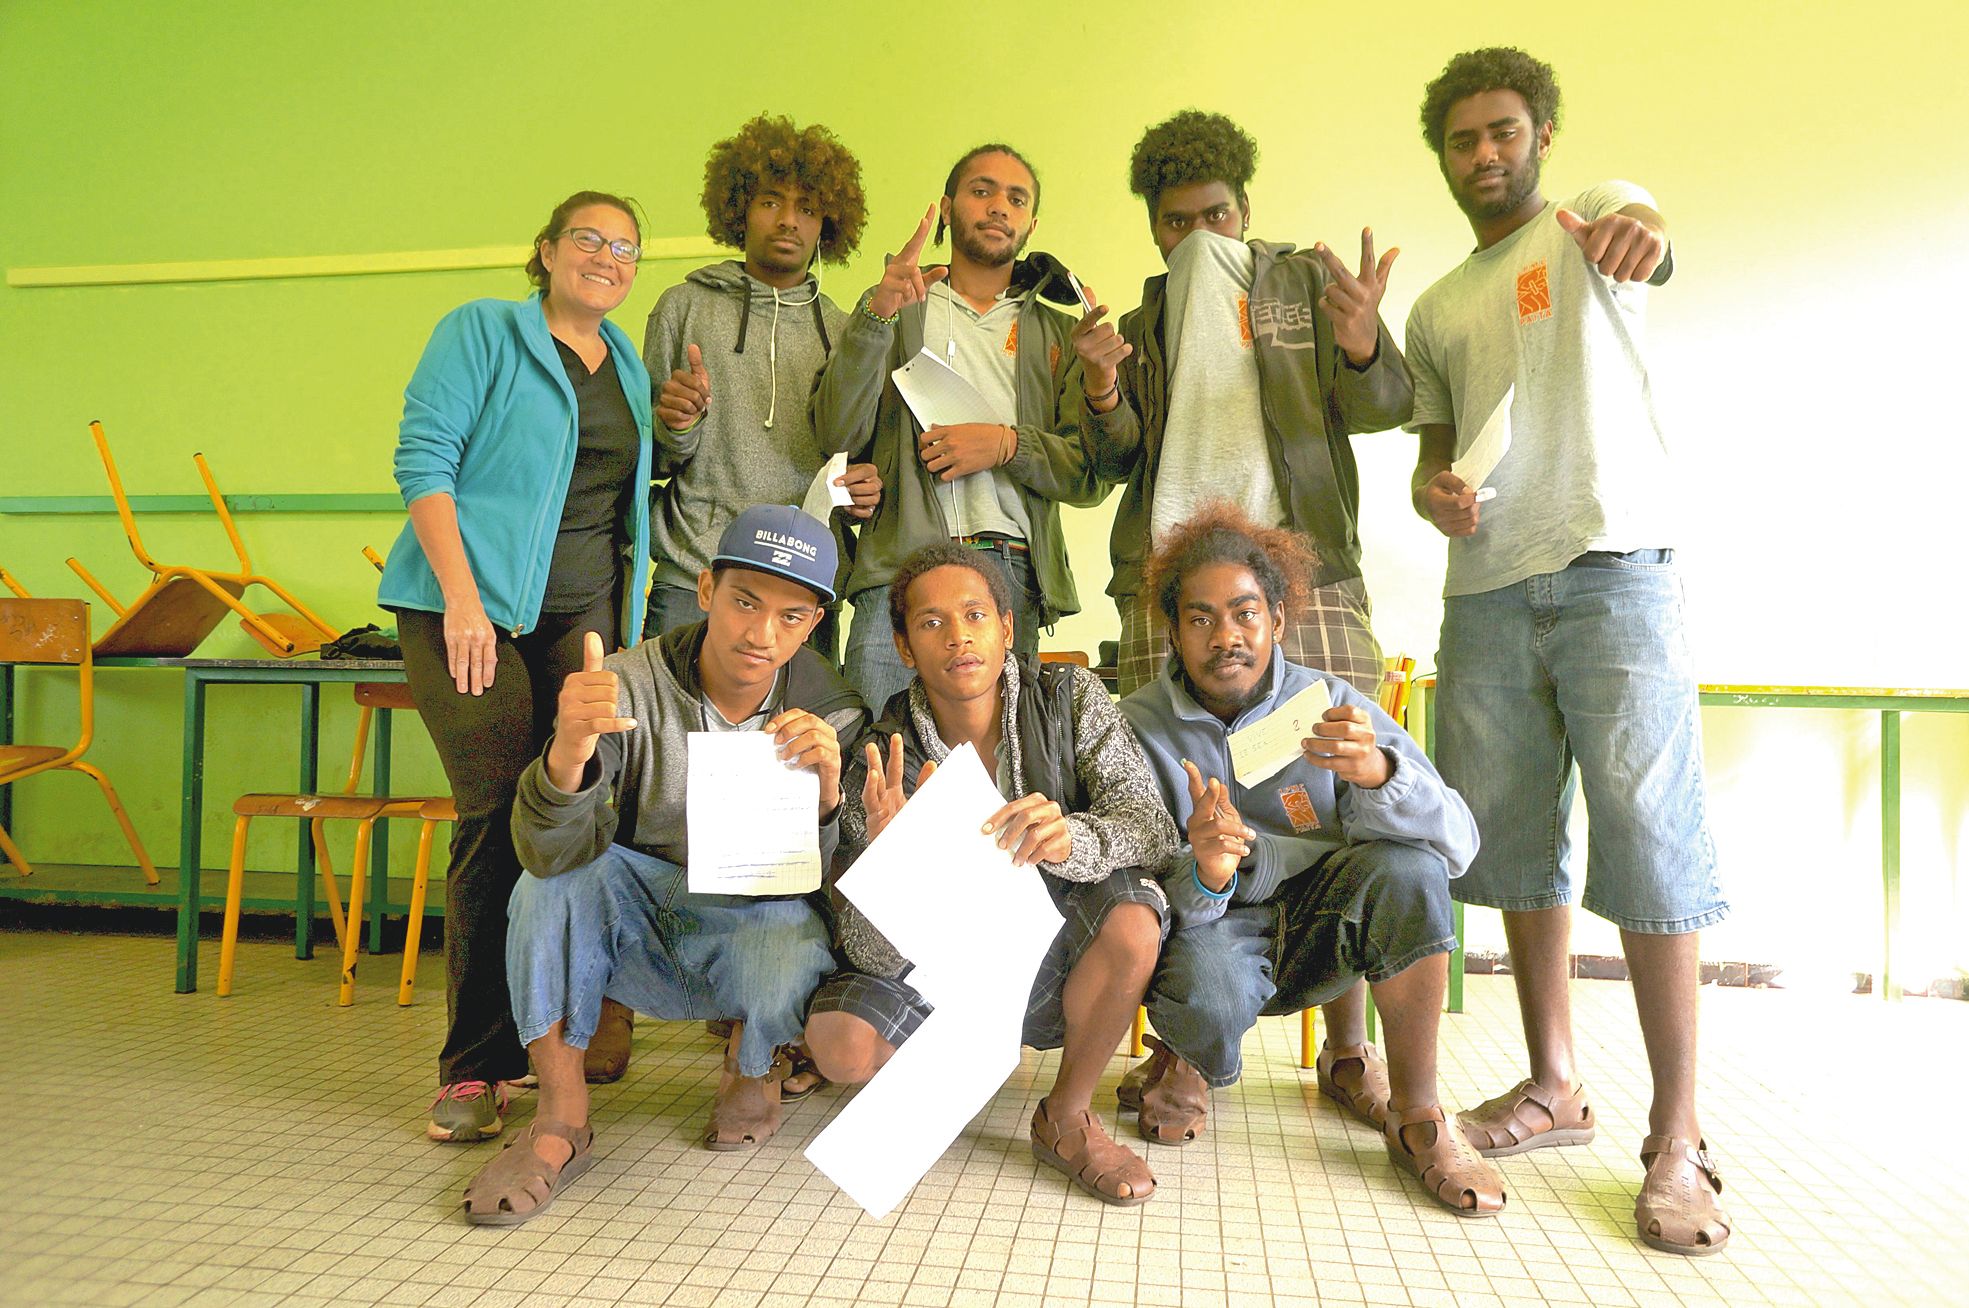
1179;660;1267;722
953;223;1025;269
1453;155;1541;222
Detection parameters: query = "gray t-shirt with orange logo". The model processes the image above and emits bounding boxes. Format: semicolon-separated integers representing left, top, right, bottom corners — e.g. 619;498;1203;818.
1404;180;1679;599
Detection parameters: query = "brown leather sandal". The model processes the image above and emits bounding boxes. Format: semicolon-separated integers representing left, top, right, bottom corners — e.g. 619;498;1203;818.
778;1044;827;1104
1115;1036;1170;1112
704;1047;789;1151
1134;1034;1209;1146
1385;1105;1506;1217
1315;1041;1391;1129
584;997;634;1085
461;1119;596;1226
1458;1078;1595;1156
1030;1102;1156;1206
1636;1135;1732;1256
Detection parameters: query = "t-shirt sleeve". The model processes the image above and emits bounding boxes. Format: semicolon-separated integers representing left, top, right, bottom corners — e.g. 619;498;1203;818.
1402;301;1455;432
1570;179;1658;221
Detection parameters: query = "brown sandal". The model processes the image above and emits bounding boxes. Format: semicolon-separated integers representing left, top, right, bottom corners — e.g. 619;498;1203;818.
1315;1042;1391;1129
1115;1035;1170;1112
461;1118;595;1226
1133;1034;1209;1146
704;1047;789;1151
1636;1135;1732;1256
1385;1105;1506;1217
778;1044;827;1104
1031;1102;1156;1206
1458;1078;1595;1156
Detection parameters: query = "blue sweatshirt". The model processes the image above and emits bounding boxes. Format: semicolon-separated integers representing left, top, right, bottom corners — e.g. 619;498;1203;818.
1118;648;1478;928
378;292;653;643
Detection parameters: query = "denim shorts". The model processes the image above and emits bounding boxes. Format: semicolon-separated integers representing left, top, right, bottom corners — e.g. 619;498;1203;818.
1436;549;1726;934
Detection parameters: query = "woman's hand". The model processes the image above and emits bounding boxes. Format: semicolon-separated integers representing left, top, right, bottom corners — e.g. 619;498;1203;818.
443;594;499;695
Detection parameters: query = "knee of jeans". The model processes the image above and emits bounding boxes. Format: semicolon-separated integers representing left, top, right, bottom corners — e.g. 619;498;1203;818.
1154;932;1267;1030
1355;842;1452;921
728;906;829;1001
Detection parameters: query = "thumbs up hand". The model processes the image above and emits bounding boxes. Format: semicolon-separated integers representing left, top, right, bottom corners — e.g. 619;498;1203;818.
657;342;713;433
1555;206;1667;283
545;631;637;791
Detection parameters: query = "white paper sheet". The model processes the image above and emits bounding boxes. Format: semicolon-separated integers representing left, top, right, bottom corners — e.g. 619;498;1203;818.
1451;385;1514;493
1228;679;1332;788
805;743;1065;1218
799;451;853;520
891;348;999;430
684;732;821;895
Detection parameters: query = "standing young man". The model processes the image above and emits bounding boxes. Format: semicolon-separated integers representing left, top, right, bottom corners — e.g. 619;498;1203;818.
1117;506;1503;1218
459;506;867;1225
814;144;1106;712
644;115;881;647
1078;110;1414;1104
1405;47;1731;1255
803;543;1179;1206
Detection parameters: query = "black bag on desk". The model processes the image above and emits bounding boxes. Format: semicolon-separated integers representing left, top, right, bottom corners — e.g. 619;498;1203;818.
319;624;401;660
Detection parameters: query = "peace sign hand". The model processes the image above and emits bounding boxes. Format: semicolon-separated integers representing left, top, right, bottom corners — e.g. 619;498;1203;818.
1313;228;1399;366
859;733;937;843
657;343;711;433
867;205;949;320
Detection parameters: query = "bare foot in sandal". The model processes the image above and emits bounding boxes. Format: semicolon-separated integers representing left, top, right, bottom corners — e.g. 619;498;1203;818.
1031;1100;1156;1206
461;1118;595;1226
1636;1135;1731;1256
1386;1104;1505;1217
704;1026;787;1151
1315;1041;1391;1129
1458;1077;1595;1156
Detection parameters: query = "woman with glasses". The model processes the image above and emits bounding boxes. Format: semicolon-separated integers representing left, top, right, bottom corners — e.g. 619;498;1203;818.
377;190;653;1145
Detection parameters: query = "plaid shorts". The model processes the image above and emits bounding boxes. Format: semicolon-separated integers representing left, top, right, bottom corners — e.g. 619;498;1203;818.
808;865;1169;1050
1116;576;1383;698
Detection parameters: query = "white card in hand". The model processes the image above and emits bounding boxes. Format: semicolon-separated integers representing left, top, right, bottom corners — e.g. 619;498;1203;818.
1451;384;1514;494
1228;679;1332;788
685;732;822;895
799;452;853;519
892;348;998;430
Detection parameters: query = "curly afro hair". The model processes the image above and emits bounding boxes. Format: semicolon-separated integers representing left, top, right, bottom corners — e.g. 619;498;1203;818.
1128;111;1259;218
887;542;1013;636
700;115;867;264
1146;502;1317;628
1419;47;1562;154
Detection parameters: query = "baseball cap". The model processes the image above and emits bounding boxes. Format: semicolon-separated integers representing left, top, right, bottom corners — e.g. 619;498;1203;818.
712;504;838;602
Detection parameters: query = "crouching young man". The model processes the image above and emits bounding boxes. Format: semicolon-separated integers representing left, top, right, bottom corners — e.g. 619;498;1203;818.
461;505;868;1225
802;543;1180;1206
1117;505;1504;1216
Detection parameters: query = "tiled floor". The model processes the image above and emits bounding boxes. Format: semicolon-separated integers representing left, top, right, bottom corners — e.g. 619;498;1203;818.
4;927;1966;1308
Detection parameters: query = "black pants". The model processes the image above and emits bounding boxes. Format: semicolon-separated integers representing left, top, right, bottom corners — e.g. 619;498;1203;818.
395;592;615;1086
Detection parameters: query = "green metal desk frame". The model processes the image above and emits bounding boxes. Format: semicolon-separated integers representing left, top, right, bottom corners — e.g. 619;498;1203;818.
0;657;408;992
1697;684;1969;1002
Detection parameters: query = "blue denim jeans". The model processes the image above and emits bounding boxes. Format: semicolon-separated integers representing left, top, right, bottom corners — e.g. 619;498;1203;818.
1145;841;1455;1087
1436;549;1727;933
843;546;1043;715
505;846;831;1077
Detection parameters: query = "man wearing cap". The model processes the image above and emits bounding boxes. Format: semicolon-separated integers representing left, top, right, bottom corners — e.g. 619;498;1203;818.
460;506;868;1226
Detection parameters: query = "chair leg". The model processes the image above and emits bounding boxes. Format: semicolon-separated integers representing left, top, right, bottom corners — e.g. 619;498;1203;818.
1129;1005;1147;1058
217;816;252;997
398;818;438;1006
1299;1008;1317;1070
71;761;160;886
0;819;32;877
311;817;348;956
338;821;373;1007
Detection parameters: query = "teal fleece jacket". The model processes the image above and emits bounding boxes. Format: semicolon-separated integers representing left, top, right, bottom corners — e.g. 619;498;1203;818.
1117;647;1477;928
378;292;653;644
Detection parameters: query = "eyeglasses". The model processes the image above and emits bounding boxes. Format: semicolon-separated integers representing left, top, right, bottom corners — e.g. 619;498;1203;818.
560;227;642;264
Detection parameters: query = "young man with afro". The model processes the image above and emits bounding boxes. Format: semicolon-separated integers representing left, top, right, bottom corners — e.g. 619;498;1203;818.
642;114;882;648
1406;47;1731;1256
1078;110;1415;1114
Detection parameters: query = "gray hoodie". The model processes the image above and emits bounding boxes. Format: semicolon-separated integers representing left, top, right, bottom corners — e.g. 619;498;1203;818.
642;261;850;594
512;621;868;878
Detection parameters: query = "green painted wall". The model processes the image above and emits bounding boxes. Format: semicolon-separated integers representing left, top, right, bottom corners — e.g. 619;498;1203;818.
4;0;1964;981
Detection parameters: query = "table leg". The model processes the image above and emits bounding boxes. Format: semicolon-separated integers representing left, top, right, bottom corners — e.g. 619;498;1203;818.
0;663;14;835
1881;709;1902;1002
1448;900;1465;1015
369;707;393;953
175;672;208;993
294;684;320;960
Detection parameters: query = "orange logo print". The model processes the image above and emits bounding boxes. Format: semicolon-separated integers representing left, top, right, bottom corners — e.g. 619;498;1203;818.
1236;294;1253;345
1517;262;1552;324
1004;320;1019;356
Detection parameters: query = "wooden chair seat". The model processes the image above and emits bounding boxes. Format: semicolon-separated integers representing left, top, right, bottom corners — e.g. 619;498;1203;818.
0;745;71;772
232;792;397;821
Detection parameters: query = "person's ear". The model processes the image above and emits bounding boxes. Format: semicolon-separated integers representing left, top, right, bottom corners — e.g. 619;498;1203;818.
695;569;715;614
1537;120;1553;159
1269;601;1286;643
1000;607;1014;650
894;628;914;669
